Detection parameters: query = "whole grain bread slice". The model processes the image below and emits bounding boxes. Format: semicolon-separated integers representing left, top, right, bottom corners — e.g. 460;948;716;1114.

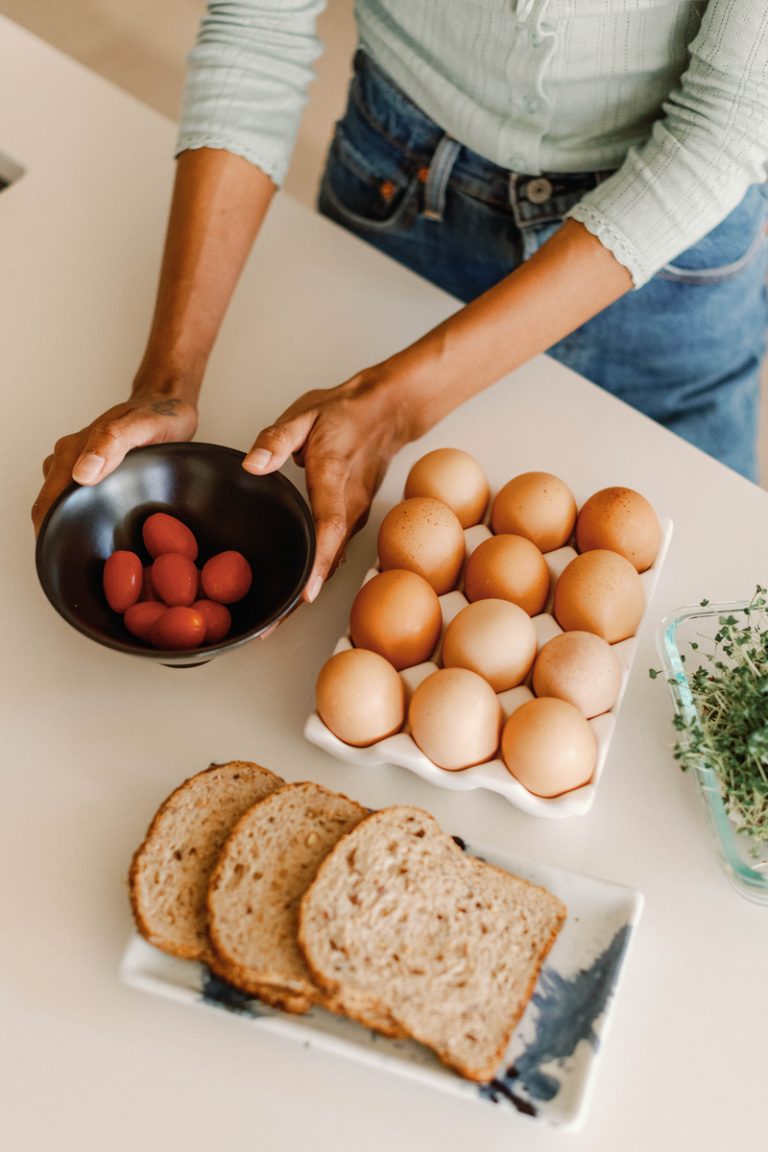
206;781;403;1033
129;760;284;964
298;805;567;1082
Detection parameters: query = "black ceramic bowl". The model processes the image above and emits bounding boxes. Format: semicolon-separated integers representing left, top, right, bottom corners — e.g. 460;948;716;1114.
35;443;316;667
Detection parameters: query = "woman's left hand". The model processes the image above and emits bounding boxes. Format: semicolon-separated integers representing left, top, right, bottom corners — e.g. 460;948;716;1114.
243;219;635;608
243;368;413;603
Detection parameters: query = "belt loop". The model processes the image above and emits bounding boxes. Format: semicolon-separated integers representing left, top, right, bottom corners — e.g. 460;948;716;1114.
423;136;461;222
508;171;527;229
508;171;520;207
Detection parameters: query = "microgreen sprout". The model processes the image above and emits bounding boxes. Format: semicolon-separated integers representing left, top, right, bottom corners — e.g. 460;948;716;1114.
652;585;768;844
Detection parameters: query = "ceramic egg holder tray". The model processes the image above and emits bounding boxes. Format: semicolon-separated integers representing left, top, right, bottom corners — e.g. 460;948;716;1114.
305;510;673;818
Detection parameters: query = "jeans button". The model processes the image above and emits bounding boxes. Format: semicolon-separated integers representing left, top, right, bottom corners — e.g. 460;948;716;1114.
526;177;553;204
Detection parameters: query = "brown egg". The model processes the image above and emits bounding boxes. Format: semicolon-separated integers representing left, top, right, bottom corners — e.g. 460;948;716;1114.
463;534;550;615
378;497;465;594
315;648;405;747
441;599;538;692
532;630;622;718
490;472;577;552
404;447;490;528
408;667;502;770
501;697;596;797
349;569;442;671
553;550;644;643
576;486;661;572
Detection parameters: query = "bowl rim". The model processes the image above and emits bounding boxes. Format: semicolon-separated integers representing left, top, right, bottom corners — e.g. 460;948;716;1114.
35;441;316;660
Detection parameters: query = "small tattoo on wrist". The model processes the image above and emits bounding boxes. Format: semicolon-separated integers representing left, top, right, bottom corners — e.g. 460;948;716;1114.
151;398;181;416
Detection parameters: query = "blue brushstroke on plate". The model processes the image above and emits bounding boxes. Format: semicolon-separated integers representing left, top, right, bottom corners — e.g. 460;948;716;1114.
200;967;267;1018
479;922;632;1114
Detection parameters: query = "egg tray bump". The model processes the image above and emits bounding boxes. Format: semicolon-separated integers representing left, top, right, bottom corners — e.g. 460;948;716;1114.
305;515;673;818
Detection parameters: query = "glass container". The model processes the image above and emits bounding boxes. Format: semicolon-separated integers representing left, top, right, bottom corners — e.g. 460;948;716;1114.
657;601;768;905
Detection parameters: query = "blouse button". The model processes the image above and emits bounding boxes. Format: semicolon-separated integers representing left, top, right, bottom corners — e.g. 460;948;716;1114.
523;94;539;114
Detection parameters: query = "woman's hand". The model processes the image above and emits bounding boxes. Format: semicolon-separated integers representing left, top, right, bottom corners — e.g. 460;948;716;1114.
244;369;413;603
30;149;276;532
31;391;198;534
240;220;634;605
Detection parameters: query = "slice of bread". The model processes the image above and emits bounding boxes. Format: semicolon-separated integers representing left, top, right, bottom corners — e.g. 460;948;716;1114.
206;781;404;1034
207;781;365;1012
129;760;284;963
298;805;567;1082
206;783;362;1012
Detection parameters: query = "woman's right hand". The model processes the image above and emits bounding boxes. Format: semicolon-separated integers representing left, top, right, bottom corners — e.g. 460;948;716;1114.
31;391;198;534
31;150;276;533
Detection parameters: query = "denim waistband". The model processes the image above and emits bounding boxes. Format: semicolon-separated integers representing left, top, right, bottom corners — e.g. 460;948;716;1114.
352;50;614;226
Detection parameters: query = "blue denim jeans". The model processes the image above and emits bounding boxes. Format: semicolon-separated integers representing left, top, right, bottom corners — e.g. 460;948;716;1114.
318;51;768;480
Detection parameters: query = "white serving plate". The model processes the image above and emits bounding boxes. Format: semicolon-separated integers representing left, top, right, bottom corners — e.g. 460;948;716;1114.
120;839;643;1130
304;510;673;818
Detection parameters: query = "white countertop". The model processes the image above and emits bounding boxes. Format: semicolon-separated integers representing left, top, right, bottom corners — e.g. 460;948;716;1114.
2;16;767;1152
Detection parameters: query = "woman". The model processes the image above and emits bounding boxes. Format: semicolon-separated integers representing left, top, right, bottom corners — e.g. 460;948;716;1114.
33;1;768;608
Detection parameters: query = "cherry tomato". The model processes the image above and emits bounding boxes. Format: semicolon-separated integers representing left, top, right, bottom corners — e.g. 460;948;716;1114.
140;564;159;602
103;550;143;612
150;606;206;650
151;552;199;607
201;551;253;604
142;512;198;562
124;600;166;642
192;599;232;644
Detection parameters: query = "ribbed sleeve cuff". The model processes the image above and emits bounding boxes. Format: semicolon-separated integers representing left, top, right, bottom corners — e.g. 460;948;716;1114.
174;135;288;186
566;202;648;288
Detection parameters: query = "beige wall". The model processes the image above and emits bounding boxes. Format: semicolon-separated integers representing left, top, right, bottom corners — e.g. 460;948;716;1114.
0;0;356;207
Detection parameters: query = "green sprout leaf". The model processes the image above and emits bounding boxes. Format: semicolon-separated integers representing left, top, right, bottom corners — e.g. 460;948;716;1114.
657;585;768;845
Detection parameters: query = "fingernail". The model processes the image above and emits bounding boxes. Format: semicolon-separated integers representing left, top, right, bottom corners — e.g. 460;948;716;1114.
305;575;323;603
73;453;105;483
245;449;272;473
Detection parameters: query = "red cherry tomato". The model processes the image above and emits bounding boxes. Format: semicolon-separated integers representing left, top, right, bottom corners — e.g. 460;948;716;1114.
192;599;232;644
140;564;159;602
124;600;166;642
201;551;253;604
151;552;199;606
150;606;206;650
103;550;143;612
142;512;198;562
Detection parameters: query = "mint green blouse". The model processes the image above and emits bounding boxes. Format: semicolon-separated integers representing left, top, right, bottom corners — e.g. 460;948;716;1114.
177;1;768;286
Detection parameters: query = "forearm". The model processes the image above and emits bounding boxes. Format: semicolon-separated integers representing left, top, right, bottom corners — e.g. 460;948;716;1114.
133;147;276;401
377;219;633;439
246;219;632;596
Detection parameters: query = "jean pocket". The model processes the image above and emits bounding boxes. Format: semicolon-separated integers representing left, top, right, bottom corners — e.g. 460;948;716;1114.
318;126;422;235
658;185;768;285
